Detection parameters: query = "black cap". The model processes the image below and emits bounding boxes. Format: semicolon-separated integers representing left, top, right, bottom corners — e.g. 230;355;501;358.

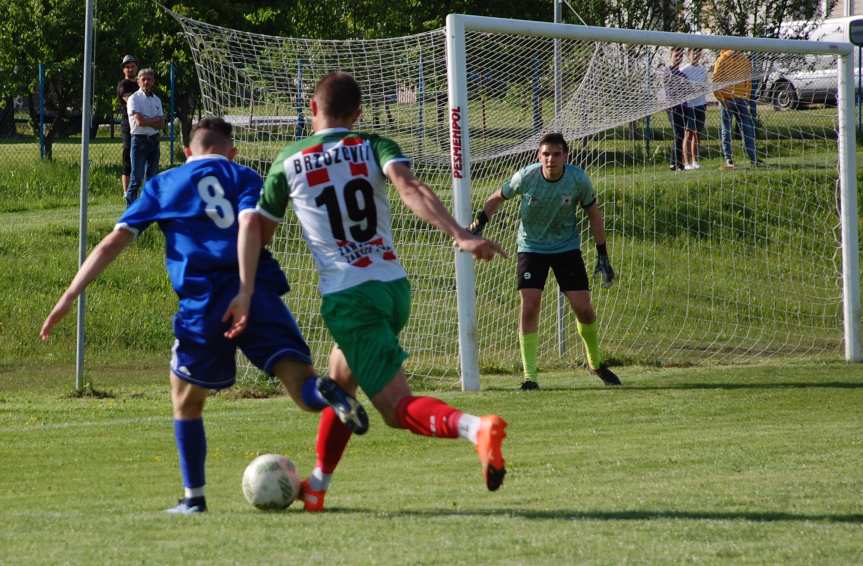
122;55;138;66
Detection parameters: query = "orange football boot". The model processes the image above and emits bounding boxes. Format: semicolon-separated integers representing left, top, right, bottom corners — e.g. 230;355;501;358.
476;415;508;491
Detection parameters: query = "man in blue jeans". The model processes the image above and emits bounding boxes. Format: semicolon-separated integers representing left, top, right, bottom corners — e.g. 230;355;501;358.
126;67;164;204
719;98;757;169
712;49;759;170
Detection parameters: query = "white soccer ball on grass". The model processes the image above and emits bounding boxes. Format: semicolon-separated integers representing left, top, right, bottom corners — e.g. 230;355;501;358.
242;453;300;510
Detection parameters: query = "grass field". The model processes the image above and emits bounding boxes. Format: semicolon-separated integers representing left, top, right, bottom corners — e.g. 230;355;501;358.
1;104;862;562
1;362;861;564
1;106;861;375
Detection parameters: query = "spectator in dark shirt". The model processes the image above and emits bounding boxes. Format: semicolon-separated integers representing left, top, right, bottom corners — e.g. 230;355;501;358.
664;47;688;171
117;55;139;195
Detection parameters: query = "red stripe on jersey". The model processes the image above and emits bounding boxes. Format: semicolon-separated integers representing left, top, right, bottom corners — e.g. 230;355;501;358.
342;136;363;146
383;251;397;261
303;143;324;155
349;162;368;177
336;239;350;248
352;256;372;268
369;237;384;246
307;168;330;186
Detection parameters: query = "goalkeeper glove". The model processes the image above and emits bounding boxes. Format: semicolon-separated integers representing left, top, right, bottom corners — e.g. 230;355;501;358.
594;243;615;288
467;210;490;236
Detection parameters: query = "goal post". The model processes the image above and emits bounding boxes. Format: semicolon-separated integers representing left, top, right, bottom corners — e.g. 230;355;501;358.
445;14;861;378
446;15;481;391
837;52;861;361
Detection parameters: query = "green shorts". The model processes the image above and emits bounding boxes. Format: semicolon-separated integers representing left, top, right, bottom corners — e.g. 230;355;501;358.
320;278;411;398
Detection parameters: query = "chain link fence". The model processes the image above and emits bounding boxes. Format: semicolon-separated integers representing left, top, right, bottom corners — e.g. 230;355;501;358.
0;70;183;179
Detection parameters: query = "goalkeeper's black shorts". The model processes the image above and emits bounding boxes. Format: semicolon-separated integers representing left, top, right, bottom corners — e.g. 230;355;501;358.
516;249;589;292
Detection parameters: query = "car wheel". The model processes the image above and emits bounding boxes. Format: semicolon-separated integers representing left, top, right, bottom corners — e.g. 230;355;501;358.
772;82;799;111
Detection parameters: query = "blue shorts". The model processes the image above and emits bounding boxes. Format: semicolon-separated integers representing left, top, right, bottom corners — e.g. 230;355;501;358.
170;287;311;390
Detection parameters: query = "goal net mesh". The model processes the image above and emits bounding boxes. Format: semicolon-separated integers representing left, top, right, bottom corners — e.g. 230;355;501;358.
173;11;845;386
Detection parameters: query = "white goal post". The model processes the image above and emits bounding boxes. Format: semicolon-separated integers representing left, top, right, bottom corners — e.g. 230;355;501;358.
446;14;861;390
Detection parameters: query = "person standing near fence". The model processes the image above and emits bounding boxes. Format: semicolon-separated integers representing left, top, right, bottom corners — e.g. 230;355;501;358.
663;47;688;171
681;48;707;170
712;49;759;170
126;68;164;205
117;55;139;196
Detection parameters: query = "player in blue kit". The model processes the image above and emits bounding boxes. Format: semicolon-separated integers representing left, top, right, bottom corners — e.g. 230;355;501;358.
39;117;368;515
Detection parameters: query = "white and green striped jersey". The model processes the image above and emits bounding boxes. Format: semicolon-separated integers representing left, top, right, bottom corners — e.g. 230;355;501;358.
501;163;596;254
258;128;410;295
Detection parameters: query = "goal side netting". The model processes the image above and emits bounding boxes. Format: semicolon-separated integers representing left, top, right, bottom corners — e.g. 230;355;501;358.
171;11;860;389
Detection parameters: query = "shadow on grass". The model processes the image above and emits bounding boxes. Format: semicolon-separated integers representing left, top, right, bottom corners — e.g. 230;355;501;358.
482;381;863;393
628;381;863;391
324;507;863;524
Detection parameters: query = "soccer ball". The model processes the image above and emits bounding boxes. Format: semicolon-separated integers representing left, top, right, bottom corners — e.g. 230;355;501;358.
242;454;300;510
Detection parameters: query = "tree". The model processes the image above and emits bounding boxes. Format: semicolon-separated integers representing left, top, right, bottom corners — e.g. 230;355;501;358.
16;0;89;159
0;0;150;157
688;0;836;37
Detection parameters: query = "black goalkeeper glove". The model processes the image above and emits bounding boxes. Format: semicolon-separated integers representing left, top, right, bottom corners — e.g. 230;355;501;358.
594;243;615;288
467;210;489;236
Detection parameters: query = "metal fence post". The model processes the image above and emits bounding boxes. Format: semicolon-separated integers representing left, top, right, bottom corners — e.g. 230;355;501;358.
170;62;176;165
38;63;45;160
295;59;304;139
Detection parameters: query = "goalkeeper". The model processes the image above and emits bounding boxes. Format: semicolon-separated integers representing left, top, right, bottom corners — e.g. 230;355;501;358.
469;132;621;390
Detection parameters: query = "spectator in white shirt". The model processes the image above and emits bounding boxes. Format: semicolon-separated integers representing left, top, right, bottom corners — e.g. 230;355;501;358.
125;68;164;205
680;49;708;170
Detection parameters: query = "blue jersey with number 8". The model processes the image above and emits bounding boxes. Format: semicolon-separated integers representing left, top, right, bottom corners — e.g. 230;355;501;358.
116;155;289;325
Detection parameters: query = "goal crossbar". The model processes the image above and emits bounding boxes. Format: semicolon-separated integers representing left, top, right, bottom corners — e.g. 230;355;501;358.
450;14;854;55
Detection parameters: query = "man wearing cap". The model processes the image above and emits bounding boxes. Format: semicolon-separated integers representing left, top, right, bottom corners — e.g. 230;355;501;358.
126;67;164;205
117;55;139;195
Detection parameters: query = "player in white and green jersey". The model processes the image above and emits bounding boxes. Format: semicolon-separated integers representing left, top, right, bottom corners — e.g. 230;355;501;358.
233;72;509;510
469;132;621;390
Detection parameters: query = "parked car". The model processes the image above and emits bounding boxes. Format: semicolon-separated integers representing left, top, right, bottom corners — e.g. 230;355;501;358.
764;16;863;110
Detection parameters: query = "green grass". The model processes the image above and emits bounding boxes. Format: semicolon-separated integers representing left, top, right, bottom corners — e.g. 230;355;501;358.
1;122;861;376
1;103;862;563
0;362;861;563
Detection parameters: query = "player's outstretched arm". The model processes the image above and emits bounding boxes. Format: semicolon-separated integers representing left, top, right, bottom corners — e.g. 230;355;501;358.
586;203;615;288
467;189;506;236
40;229;134;340
386;162;507;261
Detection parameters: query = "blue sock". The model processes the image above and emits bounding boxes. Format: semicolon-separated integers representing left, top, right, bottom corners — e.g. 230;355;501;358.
174;418;206;489
301;377;327;411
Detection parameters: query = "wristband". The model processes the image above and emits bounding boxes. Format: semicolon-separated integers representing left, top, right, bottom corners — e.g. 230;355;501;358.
596;242;608;256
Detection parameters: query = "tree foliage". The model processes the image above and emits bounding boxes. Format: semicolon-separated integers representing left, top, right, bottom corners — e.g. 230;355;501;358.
686;0;837;37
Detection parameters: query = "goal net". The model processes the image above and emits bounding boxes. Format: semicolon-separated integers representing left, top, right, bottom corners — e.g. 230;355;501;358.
172;11;860;388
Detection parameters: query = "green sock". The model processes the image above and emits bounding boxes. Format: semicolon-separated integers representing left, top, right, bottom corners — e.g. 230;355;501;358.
576;320;603;369
519;332;538;381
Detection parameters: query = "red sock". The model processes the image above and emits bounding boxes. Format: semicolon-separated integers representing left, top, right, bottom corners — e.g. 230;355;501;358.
394;395;462;438
315;407;352;474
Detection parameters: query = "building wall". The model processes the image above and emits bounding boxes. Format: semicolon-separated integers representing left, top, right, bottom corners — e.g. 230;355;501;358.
830;0;863;17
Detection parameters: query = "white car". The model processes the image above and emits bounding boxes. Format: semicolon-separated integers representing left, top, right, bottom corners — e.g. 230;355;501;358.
764;16;862;110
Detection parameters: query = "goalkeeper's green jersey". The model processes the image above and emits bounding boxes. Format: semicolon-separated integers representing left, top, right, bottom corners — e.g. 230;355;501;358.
501;163;596;253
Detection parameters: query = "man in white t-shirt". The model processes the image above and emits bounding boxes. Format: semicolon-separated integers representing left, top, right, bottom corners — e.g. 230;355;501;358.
125;68;164;205
680;48;707;170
